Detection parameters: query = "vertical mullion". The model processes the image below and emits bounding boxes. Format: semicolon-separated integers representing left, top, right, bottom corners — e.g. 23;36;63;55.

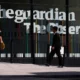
30;0;35;64
66;0;69;57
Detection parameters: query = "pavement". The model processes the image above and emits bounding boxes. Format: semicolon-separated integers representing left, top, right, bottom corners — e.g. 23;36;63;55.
0;62;79;78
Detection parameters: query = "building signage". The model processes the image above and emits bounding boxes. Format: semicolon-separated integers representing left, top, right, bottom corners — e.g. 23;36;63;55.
0;5;79;34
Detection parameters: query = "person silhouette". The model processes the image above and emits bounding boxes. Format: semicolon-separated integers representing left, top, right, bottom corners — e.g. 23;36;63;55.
46;26;63;67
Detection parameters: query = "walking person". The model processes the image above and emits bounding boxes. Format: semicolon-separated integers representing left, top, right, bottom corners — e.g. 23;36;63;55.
46;26;63;67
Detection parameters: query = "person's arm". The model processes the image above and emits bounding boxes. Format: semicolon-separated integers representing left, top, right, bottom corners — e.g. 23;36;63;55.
51;35;56;50
0;30;3;43
0;36;3;43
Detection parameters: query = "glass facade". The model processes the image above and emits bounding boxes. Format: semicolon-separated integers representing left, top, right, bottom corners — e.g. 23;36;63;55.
0;0;80;65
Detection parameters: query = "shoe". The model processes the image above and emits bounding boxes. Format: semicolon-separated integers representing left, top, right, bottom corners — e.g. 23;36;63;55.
58;65;63;68
45;63;50;66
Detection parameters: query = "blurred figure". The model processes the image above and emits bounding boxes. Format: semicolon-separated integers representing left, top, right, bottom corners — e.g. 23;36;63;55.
0;29;5;50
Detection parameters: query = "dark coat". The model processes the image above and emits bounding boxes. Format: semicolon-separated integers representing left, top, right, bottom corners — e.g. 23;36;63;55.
52;33;61;49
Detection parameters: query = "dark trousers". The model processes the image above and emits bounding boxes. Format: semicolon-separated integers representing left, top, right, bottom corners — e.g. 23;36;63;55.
48;48;63;66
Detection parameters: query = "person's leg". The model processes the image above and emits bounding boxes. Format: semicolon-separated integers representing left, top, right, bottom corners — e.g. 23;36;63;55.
56;49;63;66
47;49;55;65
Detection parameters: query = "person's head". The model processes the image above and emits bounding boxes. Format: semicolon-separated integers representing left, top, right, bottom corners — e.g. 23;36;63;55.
52;26;58;33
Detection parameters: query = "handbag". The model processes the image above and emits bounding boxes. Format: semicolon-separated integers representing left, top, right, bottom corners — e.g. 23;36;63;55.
0;42;5;50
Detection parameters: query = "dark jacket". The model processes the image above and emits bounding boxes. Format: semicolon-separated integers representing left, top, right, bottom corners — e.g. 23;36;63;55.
52;33;61;49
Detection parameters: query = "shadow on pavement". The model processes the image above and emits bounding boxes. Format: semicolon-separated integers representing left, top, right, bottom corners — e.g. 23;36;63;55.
31;72;80;78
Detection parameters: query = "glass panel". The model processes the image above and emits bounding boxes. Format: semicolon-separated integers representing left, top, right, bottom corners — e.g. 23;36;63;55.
0;3;31;58
69;0;80;57
33;1;66;58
